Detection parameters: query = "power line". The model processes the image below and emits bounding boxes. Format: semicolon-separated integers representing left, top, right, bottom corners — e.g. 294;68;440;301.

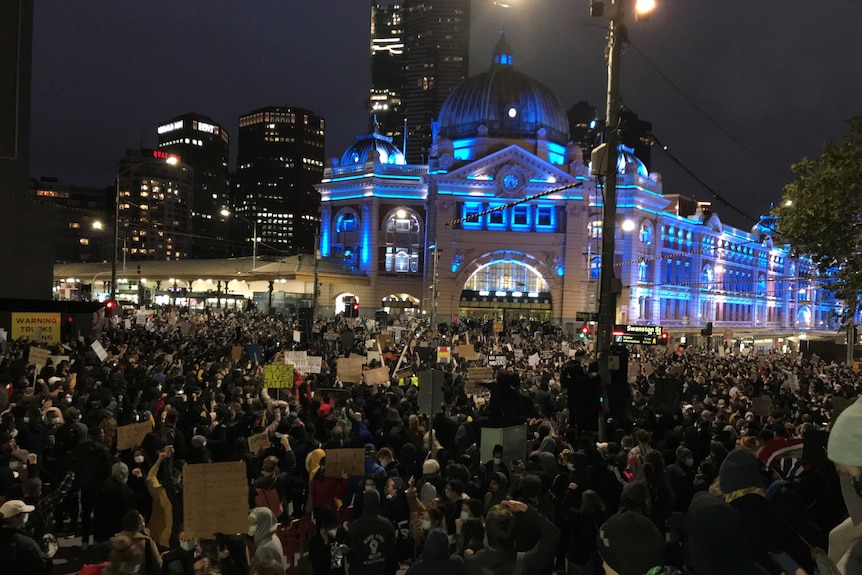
444;181;583;227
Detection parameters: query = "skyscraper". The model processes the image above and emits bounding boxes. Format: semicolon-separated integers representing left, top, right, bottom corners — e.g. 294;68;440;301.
370;2;405;141
157;113;231;258
117;149;193;262
400;0;470;164
0;0;54;299
233;107;325;257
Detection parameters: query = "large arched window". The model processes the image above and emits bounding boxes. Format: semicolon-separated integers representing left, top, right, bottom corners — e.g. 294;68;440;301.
464;259;549;293
333;209;360;266
384;208;422;273
639;222;653;245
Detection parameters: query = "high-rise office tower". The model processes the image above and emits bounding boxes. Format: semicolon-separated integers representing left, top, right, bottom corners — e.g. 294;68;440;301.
117;149;193;261
157;113;231;258
567;101;601;158
370;2;405;141
0;0;54;299
233;107;325;257
619;107;653;171
401;0;470;164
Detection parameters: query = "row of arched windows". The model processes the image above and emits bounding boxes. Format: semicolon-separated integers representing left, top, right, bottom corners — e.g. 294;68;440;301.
332;207;423;273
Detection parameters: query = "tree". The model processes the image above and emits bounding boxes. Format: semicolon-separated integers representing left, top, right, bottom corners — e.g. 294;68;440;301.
773;116;862;364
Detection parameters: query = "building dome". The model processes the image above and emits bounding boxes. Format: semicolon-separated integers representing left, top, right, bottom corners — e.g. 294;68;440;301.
339;131;406;166
438;32;570;146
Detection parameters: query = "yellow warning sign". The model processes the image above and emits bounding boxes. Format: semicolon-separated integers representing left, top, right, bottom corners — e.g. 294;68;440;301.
12;313;62;344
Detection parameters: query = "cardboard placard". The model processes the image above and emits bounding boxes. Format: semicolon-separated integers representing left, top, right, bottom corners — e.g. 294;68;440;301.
365;351;382;365
246;344;263;365
325;448;365;477
643;363;656;378
28;347;50;367
528;353;540;367
363;366;391;385
283;351;323;374
183;462;249;539
91;340;109;362
116;421;153;451
263;364;294;389
337;357;364;383
493;321;504;333
247;431;270;455
457;344;479;360
395;368;414;381
376;333;395;351
231;346;243;362
467;367;494;394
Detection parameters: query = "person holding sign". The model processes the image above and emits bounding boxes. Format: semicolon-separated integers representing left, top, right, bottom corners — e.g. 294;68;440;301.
306;448;349;516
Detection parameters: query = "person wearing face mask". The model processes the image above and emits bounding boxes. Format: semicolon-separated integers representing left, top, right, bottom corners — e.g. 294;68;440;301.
482;445;510;492
308;506;349;575
827;397;862;572
108;510;163;575
159;531;198;575
247;507;286;572
379;476;412;564
94;462;136;543
0;499;48;575
665;447;696;513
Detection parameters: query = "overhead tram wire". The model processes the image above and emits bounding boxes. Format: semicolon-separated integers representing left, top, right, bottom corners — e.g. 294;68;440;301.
445;181;583;227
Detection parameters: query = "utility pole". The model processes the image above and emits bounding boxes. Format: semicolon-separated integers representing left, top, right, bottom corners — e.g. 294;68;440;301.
596;0;625;441
429;246;441;329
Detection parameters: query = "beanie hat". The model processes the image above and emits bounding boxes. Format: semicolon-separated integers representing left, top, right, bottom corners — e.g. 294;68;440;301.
828;397;862;466
719;447;764;494
191;435;206;449
597;512;665;575
318;404;332;418
422;459;440;476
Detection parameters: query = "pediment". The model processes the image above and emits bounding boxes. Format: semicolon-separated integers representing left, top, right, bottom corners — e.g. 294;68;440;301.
433;145;581;198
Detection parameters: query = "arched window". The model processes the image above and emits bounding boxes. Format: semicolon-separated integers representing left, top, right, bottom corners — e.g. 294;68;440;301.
639;222;653;245
590;255;601;280
702;264;714;286
333;209;360;266
464;259;549;293
638;260;649;282
384;208;422;273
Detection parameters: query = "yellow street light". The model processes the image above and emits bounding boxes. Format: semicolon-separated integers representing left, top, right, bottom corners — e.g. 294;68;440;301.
635;0;656;16
92;221;103;230
621;219;636;232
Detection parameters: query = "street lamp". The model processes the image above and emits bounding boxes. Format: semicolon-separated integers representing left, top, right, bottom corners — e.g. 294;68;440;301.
591;0;655;440
621;219;636;232
220;208;258;270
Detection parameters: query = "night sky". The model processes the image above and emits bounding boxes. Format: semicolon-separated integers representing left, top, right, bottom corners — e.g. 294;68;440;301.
30;0;862;230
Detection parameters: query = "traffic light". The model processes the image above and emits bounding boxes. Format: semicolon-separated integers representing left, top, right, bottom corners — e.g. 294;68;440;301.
104;300;116;316
580;323;592;339
350;303;360;318
700;322;713;338
660;332;669;344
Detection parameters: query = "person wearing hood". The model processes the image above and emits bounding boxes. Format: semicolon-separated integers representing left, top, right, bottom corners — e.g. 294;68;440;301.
247;507;286;572
347;488;397;575
407;528;467;575
482;445;511;491
465;499;560;575
484;472;509;514
827;396;862;572
528;436;558;478
685;492;769;575
94;462;136;543
665;447;696;512
305;448;349;514
595;511;680;575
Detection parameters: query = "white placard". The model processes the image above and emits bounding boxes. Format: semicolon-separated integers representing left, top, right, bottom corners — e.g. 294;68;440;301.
91;340;108;361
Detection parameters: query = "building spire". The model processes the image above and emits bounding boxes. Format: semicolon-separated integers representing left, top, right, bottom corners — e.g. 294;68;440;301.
492;29;513;67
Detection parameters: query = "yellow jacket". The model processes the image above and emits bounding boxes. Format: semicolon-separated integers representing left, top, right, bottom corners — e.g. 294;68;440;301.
146;459;173;548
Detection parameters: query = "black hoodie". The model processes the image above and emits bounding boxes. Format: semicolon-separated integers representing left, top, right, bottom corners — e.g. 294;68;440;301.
407;529;466;575
347;489;397;575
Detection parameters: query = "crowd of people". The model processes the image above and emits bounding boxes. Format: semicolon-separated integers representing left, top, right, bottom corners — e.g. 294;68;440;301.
0;306;861;575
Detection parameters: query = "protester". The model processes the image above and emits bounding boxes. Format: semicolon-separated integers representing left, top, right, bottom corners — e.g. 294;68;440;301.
247;507;286;572
0;499;48;575
407;527;467;575
348;488;398;575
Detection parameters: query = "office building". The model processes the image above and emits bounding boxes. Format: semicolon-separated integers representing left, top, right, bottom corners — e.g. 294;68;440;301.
370;2;405;141
32;177;112;264
117;148;193;261
315;34;839;330
233;107;325;257
0;0;54;299
567;101;601;159
400;0;470;164
157;113;231;258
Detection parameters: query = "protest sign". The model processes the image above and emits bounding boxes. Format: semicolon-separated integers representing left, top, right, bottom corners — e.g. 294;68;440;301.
179;321;193;337
376;332;395;351
124;319;132;330
247;431;270;455
246;344;263;365
540;350;555;360
457;344;479;360
325;448;365;477
183;462;249;539
263;364;294;389
337;357;364;383
28;346;50;367
116;421;153;451
437;346;451;364
293;330;301;343
90;341;109;362
643;363;655;378
363;366;391;385
366;339;377;350
231;346;243;362
395;368;413;381
488;355;507;367
365;350;382;365
283;351;323;374
528;353;540;367
12;312;61;344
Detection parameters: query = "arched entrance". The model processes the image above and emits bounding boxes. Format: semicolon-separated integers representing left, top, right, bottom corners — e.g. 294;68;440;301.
381;293;420;317
335;293;358;315
796;305;811;328
457;251;553;322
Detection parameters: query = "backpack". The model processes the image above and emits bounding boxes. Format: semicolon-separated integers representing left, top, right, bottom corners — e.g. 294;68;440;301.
254;479;284;518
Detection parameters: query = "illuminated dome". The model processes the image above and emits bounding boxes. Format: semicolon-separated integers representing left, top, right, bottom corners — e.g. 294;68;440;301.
617;145;649;178
438;32;570;146
339;131;406;166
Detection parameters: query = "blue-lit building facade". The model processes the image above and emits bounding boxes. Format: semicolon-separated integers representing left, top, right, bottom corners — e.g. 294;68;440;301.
316;35;840;332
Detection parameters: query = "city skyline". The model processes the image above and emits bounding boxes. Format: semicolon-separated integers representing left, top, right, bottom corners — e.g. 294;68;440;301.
30;0;862;230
